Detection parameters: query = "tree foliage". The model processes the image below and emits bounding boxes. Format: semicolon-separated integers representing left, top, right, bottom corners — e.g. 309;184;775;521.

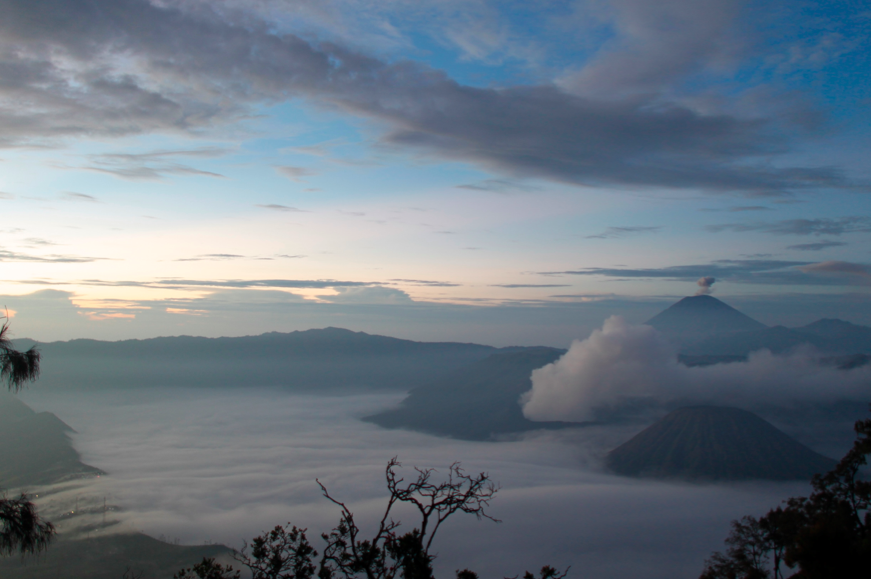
0;316;54;557
701;412;871;579
174;557;241;579
0;493;55;556
0;318;40;393
224;458;563;579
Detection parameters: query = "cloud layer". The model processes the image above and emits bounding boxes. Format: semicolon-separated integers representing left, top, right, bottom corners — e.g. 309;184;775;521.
0;0;852;194
20;387;807;579
522;316;871;422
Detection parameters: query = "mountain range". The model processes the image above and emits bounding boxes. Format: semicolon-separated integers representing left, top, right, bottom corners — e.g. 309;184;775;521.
648;295;871;358
16;327;502;391
15;297;871;396
364;347;573;440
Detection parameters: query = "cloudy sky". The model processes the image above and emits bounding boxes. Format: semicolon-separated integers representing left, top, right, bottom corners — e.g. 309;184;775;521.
2;0;870;344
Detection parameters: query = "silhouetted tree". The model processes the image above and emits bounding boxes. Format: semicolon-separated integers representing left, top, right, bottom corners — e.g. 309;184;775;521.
225;458;564;579
174;557;241;579
701;411;871;578
235;524;317;579
0;317;40;393
0;316;54;556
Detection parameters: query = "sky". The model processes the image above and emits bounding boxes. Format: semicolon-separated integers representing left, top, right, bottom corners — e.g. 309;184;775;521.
2;0;870;345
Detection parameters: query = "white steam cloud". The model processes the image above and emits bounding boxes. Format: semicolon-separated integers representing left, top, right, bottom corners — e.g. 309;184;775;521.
522;316;871;422
695;276;716;295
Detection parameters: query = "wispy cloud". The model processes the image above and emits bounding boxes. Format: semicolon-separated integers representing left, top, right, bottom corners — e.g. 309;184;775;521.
21;238;58;247
389;279;461;287
83;149;230;181
798;261;871;278
706;217;871;236
455;179;539;194
0;0;855;194
282;139;346;157
174;254;246;262
700;206;773;212
120;279;372;290
175;253;307;262
61;192;99;202
256;204;309;213
275;166;316;182
0;250;107;263
586;226;662;239
541;260;805;279
491;284;571;288
787;241;847;251
544;258;871;287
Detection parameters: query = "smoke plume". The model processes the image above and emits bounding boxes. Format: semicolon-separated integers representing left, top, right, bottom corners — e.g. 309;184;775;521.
521;316;871;422
695;276;716;295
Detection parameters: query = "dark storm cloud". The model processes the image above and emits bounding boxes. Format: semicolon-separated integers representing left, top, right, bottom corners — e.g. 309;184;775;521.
0;0;847;194
706;217;871;236
786;240;847;251
585;226;662;239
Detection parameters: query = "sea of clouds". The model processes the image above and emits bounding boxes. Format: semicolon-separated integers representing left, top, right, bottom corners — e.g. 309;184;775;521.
21;385;810;579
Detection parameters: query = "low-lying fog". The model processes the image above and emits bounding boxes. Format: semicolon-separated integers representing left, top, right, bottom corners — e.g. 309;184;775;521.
21;387;809;579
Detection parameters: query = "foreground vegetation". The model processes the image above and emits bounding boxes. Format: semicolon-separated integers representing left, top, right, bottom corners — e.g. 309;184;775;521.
0;318;53;556
701;410;871;579
173;457;567;579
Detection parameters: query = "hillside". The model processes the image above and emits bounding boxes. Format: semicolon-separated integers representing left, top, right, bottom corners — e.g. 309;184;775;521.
683;325;831;356
606;406;836;481
364;347;577;440
0;394;103;488
0;533;235;579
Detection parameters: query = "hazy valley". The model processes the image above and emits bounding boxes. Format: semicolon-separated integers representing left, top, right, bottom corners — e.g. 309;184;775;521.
1;295;869;577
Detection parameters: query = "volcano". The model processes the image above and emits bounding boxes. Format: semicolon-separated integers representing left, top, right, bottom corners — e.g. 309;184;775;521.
646;295;766;343
606;406;836;481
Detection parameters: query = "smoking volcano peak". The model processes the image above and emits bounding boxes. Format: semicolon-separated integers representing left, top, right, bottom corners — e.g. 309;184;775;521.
646;295;767;342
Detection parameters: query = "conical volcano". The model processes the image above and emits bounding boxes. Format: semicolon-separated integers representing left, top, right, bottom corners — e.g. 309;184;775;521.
646;295;766;342
606;406;835;481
